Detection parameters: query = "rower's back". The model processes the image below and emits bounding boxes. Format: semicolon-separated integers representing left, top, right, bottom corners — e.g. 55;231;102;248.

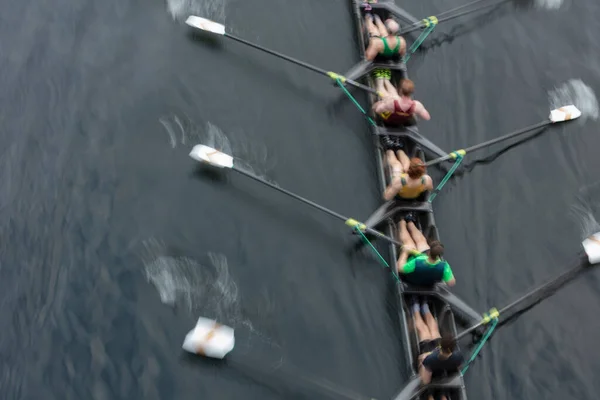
396;157;433;200
422;335;464;378
379;19;405;57
365;15;406;61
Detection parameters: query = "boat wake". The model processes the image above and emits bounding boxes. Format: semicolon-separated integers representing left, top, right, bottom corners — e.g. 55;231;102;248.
160;115;280;186
166;0;226;23
534;0;565;10
141;238;275;346
548;79;599;123
572;183;600;240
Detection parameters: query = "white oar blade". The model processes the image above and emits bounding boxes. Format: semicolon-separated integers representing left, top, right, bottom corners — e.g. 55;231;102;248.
185;16;226;35
182;317;235;359
549;105;581;122
190;144;234;168
582;232;600;265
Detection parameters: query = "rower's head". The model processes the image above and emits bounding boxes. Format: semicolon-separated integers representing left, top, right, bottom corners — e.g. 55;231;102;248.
440;334;457;353
407;158;426;179
399;79;415;97
428;240;444;259
384;18;400;34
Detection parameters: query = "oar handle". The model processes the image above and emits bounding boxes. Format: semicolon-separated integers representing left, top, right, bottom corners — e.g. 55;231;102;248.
365;227;402;247
329;72;381;96
423;152;458;167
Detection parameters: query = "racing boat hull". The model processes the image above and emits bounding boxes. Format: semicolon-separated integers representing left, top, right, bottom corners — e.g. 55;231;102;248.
349;1;475;399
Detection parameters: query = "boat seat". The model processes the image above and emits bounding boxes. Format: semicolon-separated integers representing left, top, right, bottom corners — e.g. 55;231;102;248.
403;285;439;295
363;199;433;230
374;125;418;137
427;374;465;389
403;285;484;328
374;126;449;160
340;58;407;83
391;374;464;400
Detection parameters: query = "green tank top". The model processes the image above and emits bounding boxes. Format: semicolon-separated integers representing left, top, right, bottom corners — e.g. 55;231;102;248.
381;36;401;56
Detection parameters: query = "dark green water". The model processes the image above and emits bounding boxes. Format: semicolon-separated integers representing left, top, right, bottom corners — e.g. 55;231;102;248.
1;0;600;399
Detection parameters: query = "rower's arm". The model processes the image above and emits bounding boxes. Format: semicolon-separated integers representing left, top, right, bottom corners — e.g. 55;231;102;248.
373;97;395;114
383;180;402;201
399;37;407;57
365;40;380;61
419;363;432;385
443;264;456;287
414;101;431;121
425;176;434;191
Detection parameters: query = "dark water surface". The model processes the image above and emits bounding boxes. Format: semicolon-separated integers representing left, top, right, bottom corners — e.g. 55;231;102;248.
1;0;600;399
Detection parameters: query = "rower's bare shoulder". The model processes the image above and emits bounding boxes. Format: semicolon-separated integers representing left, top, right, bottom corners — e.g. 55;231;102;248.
425;175;434;188
372;38;383;50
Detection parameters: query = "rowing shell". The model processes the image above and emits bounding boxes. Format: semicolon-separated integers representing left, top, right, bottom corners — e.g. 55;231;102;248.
350;1;472;399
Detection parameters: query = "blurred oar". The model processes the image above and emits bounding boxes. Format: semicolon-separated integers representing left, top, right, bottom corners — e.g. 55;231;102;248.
398;0;513;35
425;105;582;167
456;231;600;340
185;16;382;97
182;317;377;400
188;144;401;247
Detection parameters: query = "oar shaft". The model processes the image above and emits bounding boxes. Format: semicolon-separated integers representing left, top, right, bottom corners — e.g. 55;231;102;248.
432;0;512;26
231;166;402;246
425;120;551;167
224;33;379;96
224;33;328;76
233;166;348;221
497;259;587;317
456;256;588;340
464;120;551;154
399;0;512;35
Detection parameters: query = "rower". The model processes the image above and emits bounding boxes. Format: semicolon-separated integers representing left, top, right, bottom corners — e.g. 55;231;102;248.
371;70;431;126
383;150;433;201
397;214;456;287
411;300;464;384
364;14;406;60
427;395;447;400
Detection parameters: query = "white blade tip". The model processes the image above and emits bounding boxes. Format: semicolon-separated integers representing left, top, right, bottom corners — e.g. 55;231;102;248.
550;105;582;122
185;16;226;35
190;144;234;168
182;317;235;359
582;232;600;265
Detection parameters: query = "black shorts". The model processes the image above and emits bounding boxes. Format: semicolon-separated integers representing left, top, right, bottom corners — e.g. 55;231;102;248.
381;135;404;151
419;337;441;353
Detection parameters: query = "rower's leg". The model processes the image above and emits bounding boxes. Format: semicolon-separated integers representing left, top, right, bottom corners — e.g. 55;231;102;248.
386;150;404;176
413;304;433;342
373;14;389;36
397;149;411;171
408;221;430;253
397;220;416;272
398;220;416;250
397;248;411;273
383;79;400;97
375;78;390;97
423;303;441;339
365;14;380;37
